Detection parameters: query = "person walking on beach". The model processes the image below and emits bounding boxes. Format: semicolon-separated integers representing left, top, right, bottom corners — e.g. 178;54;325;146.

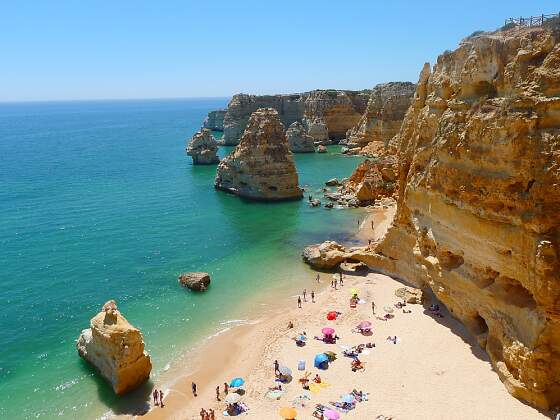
372;301;375;315
303;289;307;302
298;296;302;308
192;382;197;397
316;273;320;283
215;385;221;401
200;408;207;419
371;220;374;230
331;279;334;288
339;272;343;286
210;409;216;420
334;279;338;290
159;390;164;407
311;290;315;303
224;382;229;395
153;388;159;406
274;359;280;376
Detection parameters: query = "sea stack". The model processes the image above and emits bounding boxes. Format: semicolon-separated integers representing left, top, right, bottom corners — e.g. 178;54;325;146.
186;128;220;165
350;27;560;409
286;121;315;153
76;300;152;395
215;108;303;201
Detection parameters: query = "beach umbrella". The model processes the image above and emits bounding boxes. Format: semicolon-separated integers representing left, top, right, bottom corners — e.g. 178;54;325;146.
326;311;337;320
324;409;340;420
324;351;337;361
321;327;335;336
225;393;241;404
341;393;355;403
279;406;297;419
278;364;292;376
349;288;359;296
314;353;329;368
229;377;245;387
357;320;372;329
384;306;394;313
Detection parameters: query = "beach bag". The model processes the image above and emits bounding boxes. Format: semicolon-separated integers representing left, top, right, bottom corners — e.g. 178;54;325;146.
298;360;305;371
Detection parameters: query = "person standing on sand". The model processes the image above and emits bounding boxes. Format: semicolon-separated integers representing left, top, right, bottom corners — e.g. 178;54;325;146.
224;382;229;395
200;408;206;419
311;291;315;303
334;279;338;290
298;296;302;308
159;390;164;407
372;301;375;315
215;385;221;401
210;409;216;420
316;273;320;283
339;272;344;286
192;382;197;397
303;289;307;302
274;359;280;376
153;388;159;406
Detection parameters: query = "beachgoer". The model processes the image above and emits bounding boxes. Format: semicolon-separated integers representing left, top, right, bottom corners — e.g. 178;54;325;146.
368;239;372;245
303;289;307;302
316;274;320;283
311;291;315;303
200;408;206;419
298;296;302;308
159;390;164;407
331;279;334;288
224;382;229;395
192;382;197;397
216;385;220;401
340;274;344;286
371;220;374;230
274;359;280;376
153;388;159;406
210;409;216;420
372;301;375;315
314;374;322;383
287;320;294;328
334;279;338;290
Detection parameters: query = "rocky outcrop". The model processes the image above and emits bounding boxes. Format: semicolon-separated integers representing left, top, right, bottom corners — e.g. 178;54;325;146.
345;82;416;154
186;129;220;164
350;27;560;409
302;241;347;269
202;109;226;131
221;90;369;145
178;272;211;291
338;158;398;204
395;286;423;304
76;301;152;395
286;121;315;153
215;108;303;201
305;118;329;144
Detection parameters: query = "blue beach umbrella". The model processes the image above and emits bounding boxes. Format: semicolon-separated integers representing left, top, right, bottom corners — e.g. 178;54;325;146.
314;353;329;368
230;377;245;388
341;394;355;404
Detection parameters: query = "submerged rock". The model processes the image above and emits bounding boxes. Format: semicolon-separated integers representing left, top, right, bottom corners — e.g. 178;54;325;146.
325;178;340;186
302;241;347;269
178;272;211;291
186;129;220;165
215;108;303;201
286;121;315;153
76;301;152;395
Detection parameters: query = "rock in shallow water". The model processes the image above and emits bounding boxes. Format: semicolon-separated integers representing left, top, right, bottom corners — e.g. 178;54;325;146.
76;300;152;395
302;241;347;269
215;108;303;201
178;272;211;291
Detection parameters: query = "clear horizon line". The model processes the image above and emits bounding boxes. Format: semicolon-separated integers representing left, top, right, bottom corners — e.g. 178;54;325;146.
0;95;233;105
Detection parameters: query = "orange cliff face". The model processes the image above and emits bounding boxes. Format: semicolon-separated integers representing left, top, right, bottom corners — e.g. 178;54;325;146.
347;26;560;409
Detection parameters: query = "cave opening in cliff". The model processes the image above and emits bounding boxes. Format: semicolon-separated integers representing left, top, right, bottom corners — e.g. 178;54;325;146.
472;314;489;336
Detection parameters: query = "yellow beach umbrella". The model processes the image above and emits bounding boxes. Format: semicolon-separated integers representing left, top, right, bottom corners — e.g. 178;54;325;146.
350;288;358;296
279;406;297;419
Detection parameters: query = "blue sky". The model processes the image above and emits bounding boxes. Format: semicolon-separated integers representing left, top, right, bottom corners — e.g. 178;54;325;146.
1;1;558;101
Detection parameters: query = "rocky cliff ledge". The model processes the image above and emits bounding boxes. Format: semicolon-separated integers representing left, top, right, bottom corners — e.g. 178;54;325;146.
346;27;560;409
186;128;220;164
344;82;416;155
202;109;226;131
76;300;152;395
215;108;303;201
220;90;369;145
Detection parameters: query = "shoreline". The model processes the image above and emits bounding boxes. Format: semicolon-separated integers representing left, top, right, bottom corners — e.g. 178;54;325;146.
121;202;547;419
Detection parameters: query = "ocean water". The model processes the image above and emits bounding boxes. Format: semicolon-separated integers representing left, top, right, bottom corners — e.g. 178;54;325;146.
0;99;365;419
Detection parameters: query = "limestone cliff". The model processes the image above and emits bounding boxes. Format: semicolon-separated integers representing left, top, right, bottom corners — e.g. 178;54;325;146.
286;121;315;153
186;128;220;164
338;157;398;204
345;82;416;154
352;27;560;409
215;108;302;201
221;90;369;145
76;301;152;395
202;109;226;131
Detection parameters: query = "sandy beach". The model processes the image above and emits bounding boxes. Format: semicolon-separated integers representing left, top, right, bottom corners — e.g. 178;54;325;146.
133;205;549;420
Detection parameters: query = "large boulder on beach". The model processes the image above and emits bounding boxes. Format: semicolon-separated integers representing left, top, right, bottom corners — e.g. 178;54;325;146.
302;241;347;269
76;300;152;395
395;287;424;304
215;108;303;201
178;272;211;291
186;128;220;164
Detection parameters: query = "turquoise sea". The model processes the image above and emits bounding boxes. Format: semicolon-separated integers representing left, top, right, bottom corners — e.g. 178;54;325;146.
0;99;365;419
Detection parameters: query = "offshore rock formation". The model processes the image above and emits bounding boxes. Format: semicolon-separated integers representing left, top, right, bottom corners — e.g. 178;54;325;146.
202;109;226;131
220;90;369;145
345;82;416;155
348;27;560;409
286;121;315;153
186;128;220;164
215;108;303;201
76;300;152;395
178;272;211;291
